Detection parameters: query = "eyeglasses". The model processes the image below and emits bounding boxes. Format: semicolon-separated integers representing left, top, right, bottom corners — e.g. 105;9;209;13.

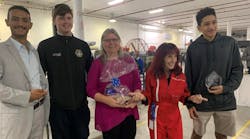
103;38;119;43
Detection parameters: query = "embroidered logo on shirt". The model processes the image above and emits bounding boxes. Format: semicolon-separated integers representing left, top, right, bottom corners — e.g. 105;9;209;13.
52;53;62;57
75;49;83;58
172;77;185;82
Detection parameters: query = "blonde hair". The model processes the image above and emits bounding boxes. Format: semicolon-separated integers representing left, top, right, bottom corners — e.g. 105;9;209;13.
100;28;123;63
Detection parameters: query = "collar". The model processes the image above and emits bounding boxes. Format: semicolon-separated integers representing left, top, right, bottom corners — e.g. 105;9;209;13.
10;37;33;51
196;33;221;43
57;31;73;36
55;34;74;40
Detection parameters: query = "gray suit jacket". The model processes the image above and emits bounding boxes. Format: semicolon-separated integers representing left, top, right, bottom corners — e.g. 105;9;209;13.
0;38;50;139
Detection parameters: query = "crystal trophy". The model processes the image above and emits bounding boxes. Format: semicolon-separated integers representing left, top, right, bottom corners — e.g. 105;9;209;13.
205;71;222;89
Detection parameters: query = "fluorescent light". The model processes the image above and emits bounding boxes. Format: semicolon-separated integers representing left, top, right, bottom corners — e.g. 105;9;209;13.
178;28;184;32
183;30;193;33
108;0;124;5
149;9;164;14
160;21;166;24
141;25;159;30
157;20;166;24
109;19;117;23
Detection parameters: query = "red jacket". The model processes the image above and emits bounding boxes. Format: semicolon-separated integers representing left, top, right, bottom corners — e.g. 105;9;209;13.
144;72;190;139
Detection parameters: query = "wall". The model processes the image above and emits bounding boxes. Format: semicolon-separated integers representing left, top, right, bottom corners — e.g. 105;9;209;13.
0;5;139;49
83;16;139;49
139;27;183;49
0;5;53;47
0;5;183;50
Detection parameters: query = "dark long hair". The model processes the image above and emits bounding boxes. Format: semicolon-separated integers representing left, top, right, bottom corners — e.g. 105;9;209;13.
148;43;182;78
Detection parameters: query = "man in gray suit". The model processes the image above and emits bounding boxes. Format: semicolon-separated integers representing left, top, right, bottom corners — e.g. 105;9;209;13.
0;5;50;139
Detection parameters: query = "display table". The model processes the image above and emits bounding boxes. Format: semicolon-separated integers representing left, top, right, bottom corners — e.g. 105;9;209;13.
235;74;250;107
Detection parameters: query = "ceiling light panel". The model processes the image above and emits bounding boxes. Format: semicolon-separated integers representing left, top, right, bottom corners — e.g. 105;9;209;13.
149;9;164;14
108;0;124;6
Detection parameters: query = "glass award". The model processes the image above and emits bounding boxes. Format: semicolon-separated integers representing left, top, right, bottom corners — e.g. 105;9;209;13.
105;78;131;105
205;71;222;89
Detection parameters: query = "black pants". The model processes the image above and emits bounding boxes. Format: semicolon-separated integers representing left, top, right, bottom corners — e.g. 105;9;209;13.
248;67;250;74
103;115;136;139
49;103;90;139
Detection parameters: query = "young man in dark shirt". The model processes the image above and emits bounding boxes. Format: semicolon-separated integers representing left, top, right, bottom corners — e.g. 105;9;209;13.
185;7;243;139
38;4;93;139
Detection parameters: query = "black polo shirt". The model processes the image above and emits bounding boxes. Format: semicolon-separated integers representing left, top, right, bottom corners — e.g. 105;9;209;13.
38;35;93;110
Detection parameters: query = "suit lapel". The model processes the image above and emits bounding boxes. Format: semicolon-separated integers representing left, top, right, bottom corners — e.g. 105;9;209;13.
6;39;31;81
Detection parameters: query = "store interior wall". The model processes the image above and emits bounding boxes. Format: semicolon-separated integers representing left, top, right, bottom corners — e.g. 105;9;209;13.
82;16;139;49
0;5;53;47
0;4;184;50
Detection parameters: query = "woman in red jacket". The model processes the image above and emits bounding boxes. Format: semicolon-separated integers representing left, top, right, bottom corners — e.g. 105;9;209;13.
131;43;207;139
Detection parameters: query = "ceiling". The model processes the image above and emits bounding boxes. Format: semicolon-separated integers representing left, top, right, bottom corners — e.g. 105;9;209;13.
2;0;250;32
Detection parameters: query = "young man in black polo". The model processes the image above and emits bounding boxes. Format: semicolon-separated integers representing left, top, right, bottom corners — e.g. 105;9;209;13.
38;4;93;139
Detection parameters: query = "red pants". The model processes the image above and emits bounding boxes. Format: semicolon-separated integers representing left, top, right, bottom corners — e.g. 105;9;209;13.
148;104;183;139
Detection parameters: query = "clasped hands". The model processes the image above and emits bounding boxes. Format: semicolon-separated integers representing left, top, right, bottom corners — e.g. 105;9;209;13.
107;91;144;108
125;91;146;108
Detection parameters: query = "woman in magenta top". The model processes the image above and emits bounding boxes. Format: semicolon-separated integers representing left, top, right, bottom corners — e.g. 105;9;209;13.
87;28;142;139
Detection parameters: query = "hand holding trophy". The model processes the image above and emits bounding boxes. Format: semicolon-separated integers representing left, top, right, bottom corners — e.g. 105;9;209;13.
105;78;131;105
205;71;223;95
29;73;48;102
